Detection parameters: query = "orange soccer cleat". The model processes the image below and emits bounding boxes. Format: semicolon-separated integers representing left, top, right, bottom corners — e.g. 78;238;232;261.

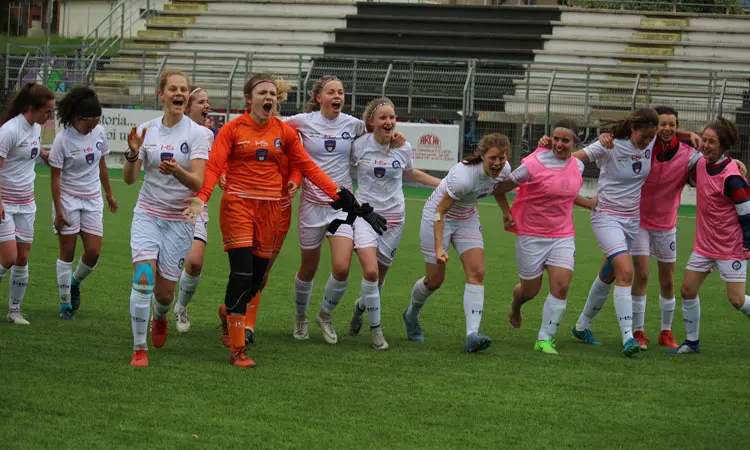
658;330;679;349
229;345;256;368
633;330;650;351
151;317;168;348
129;348;149;367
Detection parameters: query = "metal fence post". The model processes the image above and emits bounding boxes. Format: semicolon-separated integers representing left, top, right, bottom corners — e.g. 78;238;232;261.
140;49;146;101
545;70;557;136
302;60;315;111
584;65;591;123
646;68;652;106
192;51;197;81
296;54;303;110
351;57;358;114
4;44;10;91
631;73;641;111
155;57;168;108
459;64;473;160
717;78;728;118
382;63;392;97
228;58;240;116
407;60;414;115
120;3;125;48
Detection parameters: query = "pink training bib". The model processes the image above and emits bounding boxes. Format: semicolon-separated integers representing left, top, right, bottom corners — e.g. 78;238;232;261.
640;142;692;231
510;150;582;238
694;157;746;260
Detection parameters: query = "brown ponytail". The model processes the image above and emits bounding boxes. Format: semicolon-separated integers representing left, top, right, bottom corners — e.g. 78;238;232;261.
2;82;55;125
463;133;510;165
602;107;659;140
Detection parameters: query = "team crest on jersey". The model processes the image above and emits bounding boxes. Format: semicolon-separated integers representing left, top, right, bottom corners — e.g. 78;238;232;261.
324;140;336;152
30;147;38;159
274;138;281;149
342;132;351;140
96;141;103;151
392;160;401;169
256;148;269;161
374;167;386;178
85;153;95;165
645;149;651;159
632;161;642;174
733;260;742;271
180;142;189;154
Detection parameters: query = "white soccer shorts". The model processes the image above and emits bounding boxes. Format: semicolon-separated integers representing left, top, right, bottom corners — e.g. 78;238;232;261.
297;197;353;250
591;211;639;259
419;212;483;264
686;251;747;283
354;217;405;267
52;192;103;236
130;211;195;282
515;235;576;280
0;202;36;243
630;227;677;263
193;207;208;243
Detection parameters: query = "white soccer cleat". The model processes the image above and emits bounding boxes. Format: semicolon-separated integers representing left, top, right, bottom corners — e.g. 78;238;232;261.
293;318;310;340
370;326;389;351
315;311;338;344
7;311;30;326
174;306;191;333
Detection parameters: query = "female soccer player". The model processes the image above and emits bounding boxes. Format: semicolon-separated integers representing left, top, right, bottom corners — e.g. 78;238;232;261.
173;85;215;332
285;75;401;344
495;120;595;355
123;69;209;367
567;107;661;357
0;82;55;325
403;133;512;353
672;117;750;354
49;87;117;320
183;73;383;367
347;97;441;350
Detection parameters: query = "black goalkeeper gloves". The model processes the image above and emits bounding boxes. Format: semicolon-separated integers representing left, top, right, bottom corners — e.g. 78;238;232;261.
328;187;387;236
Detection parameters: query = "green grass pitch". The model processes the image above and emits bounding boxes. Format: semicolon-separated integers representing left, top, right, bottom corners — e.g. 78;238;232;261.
2;169;749;449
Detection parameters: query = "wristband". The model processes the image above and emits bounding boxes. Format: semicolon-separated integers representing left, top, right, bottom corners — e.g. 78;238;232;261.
125;150;138;163
434;212;442;222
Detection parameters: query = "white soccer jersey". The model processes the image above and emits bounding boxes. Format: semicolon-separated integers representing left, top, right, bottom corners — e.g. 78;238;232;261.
0;114;42;205
510;151;585;184
584;138;653;218
135;115;209;220
48;125;110;199
285;111;366;205
424;161;511;220
352;133;413;224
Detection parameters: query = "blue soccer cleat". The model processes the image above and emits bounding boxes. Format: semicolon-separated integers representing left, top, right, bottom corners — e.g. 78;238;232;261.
572;327;601;346
669;340;700;355
622;337;641;357
464;331;492;353
402;309;424;342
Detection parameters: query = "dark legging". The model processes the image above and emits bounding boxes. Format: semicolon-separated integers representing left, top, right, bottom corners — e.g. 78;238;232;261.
224;247;269;315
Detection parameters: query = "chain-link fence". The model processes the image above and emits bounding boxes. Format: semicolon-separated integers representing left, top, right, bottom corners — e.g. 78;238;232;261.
5;46;750;170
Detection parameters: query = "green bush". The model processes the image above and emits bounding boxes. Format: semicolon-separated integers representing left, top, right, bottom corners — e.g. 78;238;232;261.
569;0;745;14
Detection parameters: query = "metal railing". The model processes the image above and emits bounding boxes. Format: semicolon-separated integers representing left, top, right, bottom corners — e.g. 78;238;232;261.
80;0;153;59
4;47;750;165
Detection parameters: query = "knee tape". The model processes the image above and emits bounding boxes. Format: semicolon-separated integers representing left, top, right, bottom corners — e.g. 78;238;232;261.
133;263;154;294
600;260;614;280
225;271;254;312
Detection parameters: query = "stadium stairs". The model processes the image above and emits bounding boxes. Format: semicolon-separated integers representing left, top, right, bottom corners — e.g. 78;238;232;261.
91;0;357;108
502;8;750;128
313;3;560;120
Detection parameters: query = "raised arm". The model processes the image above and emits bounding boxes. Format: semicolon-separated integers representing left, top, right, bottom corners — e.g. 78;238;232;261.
123;126;145;185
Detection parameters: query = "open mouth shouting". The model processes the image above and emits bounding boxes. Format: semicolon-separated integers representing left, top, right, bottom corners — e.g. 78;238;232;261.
262;102;273;114
331;100;342;113
172;97;185;109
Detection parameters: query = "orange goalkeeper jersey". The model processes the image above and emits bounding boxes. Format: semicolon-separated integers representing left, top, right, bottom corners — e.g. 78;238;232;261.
198;113;337;203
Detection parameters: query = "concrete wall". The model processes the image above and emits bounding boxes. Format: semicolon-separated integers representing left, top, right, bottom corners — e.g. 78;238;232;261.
59;0;168;38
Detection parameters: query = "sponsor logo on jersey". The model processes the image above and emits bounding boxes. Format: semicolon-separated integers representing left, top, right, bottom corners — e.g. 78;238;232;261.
631;155;642;161
255;140;268;147
373;159;387;166
180;142;189;154
160;144;174;151
256;148;269;161
83;146;93;153
274;138;281;149
374;167;386;178
324;140;336;152
419;134;441;147
632;161;642;174
85;153;95;165
30;147;38;159
238;140;251;147
342;132;351;140
733;260;742;271
392;160;401;169
18;142;28;148
645;149;651;159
